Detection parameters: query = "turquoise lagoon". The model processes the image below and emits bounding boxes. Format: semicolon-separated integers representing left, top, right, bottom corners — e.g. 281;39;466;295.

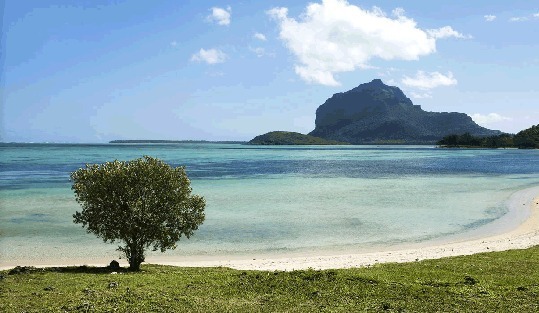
1;143;538;264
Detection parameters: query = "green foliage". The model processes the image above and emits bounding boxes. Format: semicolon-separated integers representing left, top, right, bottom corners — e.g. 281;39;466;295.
71;156;205;270
438;133;514;148
2;246;539;312
438;124;539;149
514;124;539;148
249;131;349;145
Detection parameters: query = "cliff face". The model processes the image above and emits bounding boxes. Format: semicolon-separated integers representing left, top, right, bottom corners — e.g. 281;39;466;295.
309;79;501;144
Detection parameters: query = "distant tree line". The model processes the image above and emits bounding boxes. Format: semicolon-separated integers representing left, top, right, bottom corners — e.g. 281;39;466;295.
248;131;349;145
437;124;539;149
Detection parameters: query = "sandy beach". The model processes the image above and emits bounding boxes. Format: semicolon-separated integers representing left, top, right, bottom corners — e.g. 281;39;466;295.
148;186;539;271
2;186;538;271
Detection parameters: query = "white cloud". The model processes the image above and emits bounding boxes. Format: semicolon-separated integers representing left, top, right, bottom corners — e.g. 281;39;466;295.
509;16;528;22
471;113;511;126
385;78;397;85
254;32;267;41
392;7;406;18
267;0;444;86
427;26;470;39
410;92;433;99
191;48;227;64
250;46;265;57
207;6;231;26
484;15;496;22
509;12;539;21
401;71;457;89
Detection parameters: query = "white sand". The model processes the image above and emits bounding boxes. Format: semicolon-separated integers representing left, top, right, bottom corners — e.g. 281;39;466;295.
148;186;539;271
2;186;538;271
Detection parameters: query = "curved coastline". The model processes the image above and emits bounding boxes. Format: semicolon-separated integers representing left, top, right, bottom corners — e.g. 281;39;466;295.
147;186;539;270
1;186;538;271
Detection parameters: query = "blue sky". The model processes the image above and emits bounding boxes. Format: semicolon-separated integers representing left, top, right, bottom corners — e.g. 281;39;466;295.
2;0;538;142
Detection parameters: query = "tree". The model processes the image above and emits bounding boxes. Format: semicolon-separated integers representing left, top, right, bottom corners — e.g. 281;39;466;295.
514;124;539;149
71;156;205;270
437;134;459;146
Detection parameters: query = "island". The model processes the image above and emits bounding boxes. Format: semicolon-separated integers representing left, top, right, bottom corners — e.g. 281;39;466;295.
249;79;502;145
248;131;348;145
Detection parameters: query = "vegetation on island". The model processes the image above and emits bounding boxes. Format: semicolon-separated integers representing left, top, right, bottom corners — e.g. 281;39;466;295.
248;131;349;145
514;124;539;148
70;156;205;271
437;124;539;148
2;246;539;312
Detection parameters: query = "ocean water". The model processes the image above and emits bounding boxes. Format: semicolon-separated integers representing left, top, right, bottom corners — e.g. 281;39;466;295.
1;143;538;263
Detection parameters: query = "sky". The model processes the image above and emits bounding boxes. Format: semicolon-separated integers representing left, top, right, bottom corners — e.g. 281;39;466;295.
1;0;538;143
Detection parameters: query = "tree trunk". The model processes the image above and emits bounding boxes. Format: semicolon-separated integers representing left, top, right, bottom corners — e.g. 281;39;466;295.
124;240;145;271
129;253;142;271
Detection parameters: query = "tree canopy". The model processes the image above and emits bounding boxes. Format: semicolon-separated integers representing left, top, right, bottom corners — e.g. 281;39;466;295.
514;124;539;148
437;124;539;149
71;156;205;270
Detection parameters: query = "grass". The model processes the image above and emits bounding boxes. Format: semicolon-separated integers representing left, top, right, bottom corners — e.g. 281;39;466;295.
2;246;539;312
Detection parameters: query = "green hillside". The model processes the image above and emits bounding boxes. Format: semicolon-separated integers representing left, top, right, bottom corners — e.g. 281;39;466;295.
248;131;349;145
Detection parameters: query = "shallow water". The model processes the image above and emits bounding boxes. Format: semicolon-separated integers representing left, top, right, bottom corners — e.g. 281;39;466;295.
1;143;538;263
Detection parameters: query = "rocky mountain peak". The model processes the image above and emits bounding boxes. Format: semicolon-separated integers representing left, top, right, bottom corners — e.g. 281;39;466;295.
309;79;501;144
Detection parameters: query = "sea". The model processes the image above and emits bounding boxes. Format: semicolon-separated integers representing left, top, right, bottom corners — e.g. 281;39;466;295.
1;143;538;264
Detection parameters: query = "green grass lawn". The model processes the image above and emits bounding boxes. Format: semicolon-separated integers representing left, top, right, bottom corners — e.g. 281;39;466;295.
2;246;539;312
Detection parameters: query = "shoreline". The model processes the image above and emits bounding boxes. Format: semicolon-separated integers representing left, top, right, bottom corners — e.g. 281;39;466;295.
148;186;539;271
2;186;538;271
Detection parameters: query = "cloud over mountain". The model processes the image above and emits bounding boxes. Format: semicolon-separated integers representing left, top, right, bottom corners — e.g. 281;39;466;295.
267;0;464;86
402;71;457;89
471;113;511;126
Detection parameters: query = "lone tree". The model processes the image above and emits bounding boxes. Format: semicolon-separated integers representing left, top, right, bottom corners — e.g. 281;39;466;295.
71;156;205;270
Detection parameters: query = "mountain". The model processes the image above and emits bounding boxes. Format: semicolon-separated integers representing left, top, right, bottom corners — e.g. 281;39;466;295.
248;131;348;145
309;79;501;144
